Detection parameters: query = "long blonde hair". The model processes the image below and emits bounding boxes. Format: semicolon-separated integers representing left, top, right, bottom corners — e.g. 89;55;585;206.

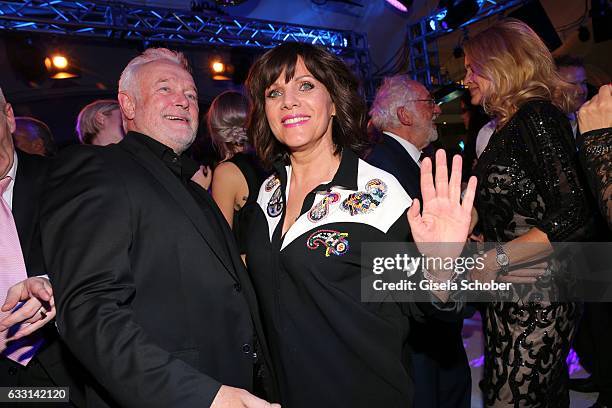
464;18;576;126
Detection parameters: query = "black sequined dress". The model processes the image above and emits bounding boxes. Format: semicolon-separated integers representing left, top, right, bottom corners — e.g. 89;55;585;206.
473;100;595;407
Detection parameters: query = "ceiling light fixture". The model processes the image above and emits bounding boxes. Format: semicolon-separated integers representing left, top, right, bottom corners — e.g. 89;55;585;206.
44;53;78;79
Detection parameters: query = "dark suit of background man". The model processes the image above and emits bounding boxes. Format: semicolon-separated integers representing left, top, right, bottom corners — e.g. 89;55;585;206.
0;87;85;407
366;75;471;408
40;48;279;408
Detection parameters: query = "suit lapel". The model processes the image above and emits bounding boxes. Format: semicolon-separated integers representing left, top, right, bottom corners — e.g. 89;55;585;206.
119;137;238;281
382;135;422;199
187;177;280;397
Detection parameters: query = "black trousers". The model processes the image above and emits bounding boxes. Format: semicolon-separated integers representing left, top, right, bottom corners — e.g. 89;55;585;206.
574;302;612;405
409;319;472;408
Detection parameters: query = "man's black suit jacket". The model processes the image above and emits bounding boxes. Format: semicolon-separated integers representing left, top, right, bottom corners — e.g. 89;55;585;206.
0;149;85;406
40;134;277;408
366;133;422;201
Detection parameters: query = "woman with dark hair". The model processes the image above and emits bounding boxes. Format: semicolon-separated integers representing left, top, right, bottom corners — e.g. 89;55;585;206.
207;91;267;257
242;42;479;407
463;19;596;406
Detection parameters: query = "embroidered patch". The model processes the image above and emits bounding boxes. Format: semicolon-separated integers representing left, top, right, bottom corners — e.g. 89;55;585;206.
267;186;283;217
341;178;388;215
308;192;340;222
265;176;280;192
306;229;349;257
366;179;387;202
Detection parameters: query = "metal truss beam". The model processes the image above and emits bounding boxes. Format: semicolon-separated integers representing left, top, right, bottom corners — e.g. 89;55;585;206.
0;0;374;98
408;0;526;88
0;0;362;51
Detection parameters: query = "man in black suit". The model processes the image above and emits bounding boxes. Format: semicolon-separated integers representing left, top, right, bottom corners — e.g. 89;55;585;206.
366;76;440;200
39;48;278;408
0;87;85;407
366;75;471;408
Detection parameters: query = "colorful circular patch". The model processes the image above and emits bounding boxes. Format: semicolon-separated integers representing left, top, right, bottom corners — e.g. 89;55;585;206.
306;229;349;257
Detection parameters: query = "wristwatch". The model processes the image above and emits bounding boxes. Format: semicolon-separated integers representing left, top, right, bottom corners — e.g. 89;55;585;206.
496;243;509;275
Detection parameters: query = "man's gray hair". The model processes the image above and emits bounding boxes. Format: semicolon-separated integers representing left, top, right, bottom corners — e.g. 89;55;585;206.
118;48;191;95
369;75;423;130
0;86;6;106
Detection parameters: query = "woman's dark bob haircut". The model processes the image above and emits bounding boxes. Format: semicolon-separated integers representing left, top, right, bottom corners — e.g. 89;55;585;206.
245;42;368;168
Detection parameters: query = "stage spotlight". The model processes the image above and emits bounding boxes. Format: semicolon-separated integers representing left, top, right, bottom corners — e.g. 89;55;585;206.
212;61;225;73
210;59;231;81
52;55;68;69
385;0;413;13
44;53;78;79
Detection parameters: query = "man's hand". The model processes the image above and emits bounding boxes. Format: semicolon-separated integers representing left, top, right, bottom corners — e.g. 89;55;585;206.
0;277;55;339
578;84;612;133
210;385;281;408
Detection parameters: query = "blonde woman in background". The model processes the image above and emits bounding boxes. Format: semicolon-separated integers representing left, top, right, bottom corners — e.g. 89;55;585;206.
76;99;124;146
208;91;267;257
463;19;596;406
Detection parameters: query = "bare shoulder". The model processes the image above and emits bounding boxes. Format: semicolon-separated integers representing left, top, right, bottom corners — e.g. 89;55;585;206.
213;161;243;180
211;161;248;194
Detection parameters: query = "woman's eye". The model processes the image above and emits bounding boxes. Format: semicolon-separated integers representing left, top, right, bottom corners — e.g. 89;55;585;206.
267;89;282;98
300;81;314;91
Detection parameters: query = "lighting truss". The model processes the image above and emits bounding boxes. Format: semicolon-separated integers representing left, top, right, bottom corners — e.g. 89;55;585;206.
408;0;526;88
0;0;374;98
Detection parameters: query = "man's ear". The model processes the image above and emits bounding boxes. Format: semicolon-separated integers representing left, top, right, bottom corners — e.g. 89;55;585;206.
397;106;413;126
118;92;135;120
5;103;16;134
